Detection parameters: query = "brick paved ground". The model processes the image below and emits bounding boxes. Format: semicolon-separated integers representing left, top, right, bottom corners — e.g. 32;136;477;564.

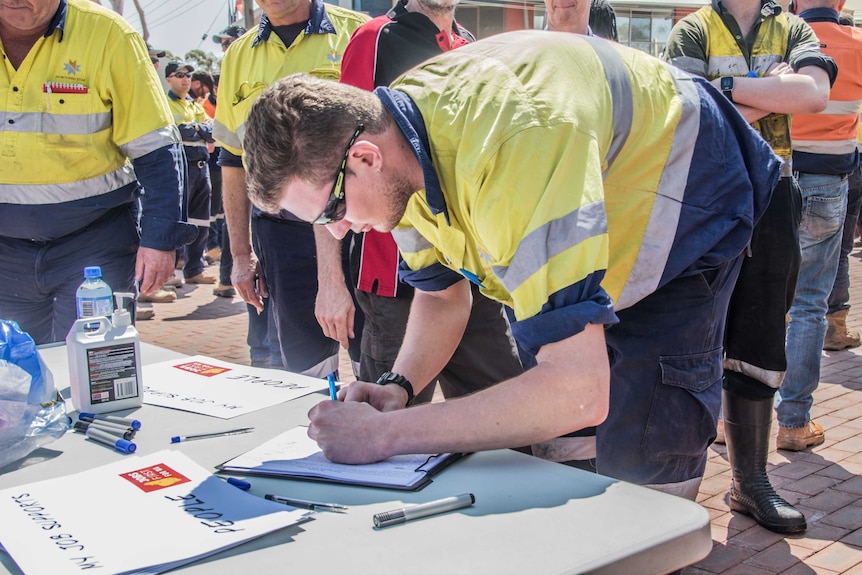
137;252;862;574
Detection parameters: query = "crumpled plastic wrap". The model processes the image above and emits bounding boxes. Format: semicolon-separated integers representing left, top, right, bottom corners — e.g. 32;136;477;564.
0;321;70;471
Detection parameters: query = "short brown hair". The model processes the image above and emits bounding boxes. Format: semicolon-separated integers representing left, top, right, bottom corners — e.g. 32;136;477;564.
244;73;390;214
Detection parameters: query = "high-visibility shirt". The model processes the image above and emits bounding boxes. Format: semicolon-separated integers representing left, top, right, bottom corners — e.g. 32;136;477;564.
387;31;780;355
214;1;368;158
791;8;862;175
664;0;835;173
0;0;188;247
167;91;210;163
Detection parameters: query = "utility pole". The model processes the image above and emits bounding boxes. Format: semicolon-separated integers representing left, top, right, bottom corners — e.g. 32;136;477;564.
243;1;256;30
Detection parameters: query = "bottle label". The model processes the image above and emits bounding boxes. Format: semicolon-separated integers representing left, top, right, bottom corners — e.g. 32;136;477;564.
86;342;139;403
77;295;114;318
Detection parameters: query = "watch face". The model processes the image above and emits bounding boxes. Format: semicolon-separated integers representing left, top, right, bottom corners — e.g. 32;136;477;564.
721;76;734;91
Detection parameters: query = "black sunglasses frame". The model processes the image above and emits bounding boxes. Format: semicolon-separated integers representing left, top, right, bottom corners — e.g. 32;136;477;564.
313;124;365;225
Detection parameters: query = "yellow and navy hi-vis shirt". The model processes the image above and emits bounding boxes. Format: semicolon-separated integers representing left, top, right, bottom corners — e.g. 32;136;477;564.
663;0;834;168
167;91;209;162
385;30;780;355
0;0;181;242
213;0;368;157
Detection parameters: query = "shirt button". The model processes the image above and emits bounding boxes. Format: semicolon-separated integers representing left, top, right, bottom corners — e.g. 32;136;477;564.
7;119;13;124
12;86;18;92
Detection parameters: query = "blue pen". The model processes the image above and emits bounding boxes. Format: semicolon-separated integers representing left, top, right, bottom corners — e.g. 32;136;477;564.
219;476;251;490
327;373;338;400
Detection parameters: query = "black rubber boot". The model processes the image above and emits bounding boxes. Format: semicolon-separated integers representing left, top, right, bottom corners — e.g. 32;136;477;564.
723;388;807;534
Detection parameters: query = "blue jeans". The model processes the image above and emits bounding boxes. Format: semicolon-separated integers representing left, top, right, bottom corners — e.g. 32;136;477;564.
777;173;848;428
827;166;862;313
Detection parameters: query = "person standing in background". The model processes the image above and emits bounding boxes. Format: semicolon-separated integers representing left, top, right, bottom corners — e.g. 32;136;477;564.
214;0;368;374
777;0;862;449
0;0;195;342
165;62;217;288
665;0;835;533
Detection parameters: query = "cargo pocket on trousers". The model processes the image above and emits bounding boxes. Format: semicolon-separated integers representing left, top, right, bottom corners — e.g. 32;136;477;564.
644;348;723;461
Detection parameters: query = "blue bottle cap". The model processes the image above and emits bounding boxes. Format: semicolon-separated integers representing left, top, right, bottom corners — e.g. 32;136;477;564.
83;266;102;278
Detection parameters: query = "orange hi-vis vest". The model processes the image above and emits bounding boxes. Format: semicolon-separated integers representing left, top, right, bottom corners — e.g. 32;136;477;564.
792;20;862;164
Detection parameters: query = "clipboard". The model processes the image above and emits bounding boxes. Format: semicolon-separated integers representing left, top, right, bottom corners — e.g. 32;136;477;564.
216;426;466;491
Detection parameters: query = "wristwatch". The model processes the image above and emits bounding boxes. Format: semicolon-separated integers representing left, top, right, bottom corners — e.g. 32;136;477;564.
376;371;415;406
720;76;735;102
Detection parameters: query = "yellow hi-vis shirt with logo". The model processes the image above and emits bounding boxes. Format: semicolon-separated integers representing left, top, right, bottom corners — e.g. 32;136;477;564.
0;0;178;203
214;4;368;157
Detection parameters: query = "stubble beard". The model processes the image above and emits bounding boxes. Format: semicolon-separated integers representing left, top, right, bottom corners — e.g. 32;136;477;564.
383;175;418;231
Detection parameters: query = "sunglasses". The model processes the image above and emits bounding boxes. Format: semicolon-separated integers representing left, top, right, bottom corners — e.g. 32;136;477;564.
313;124;365;225
169;72;191;78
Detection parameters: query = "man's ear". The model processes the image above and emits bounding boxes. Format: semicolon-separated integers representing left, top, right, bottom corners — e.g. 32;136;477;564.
349;140;383;172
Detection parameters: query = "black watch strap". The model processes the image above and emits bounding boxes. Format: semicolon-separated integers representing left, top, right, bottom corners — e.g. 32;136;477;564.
376;371;415;406
720;76;734;102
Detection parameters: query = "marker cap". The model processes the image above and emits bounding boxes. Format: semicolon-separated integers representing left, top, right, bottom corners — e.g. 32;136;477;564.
170;436;182;443
114;438;137;454
79;412;142;430
226;477;251;490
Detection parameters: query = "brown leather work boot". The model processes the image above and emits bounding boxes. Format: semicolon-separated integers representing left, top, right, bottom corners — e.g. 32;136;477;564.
823;310;861;351
777;421;825;451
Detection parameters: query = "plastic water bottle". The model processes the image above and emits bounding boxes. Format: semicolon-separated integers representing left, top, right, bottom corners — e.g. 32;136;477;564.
76;266;114;318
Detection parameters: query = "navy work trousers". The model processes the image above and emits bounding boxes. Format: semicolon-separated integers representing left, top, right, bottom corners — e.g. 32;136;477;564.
0;204;138;344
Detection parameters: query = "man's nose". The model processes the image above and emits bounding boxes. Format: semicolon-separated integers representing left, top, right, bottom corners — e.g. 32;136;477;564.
326;219;352;239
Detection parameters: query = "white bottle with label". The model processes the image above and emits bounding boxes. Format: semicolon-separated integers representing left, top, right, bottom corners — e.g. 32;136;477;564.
66;293;143;414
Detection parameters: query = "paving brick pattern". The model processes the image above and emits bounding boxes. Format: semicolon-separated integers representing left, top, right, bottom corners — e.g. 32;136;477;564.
137;251;862;574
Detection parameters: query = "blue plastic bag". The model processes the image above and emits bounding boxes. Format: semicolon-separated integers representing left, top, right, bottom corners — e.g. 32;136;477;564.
0;320;70;470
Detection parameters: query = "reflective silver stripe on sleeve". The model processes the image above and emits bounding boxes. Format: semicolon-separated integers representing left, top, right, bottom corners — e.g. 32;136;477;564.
616;71;699;310
582;35;632;174
822;99;862;115
183;140;210;147
669;56;708;77
793;138;859;155
213;119;243;151
0;110;111;134
0;164;137;205
749;54;782;75
391;227;434;254
120;125;181;159
706;55;749;77
491;201;608;293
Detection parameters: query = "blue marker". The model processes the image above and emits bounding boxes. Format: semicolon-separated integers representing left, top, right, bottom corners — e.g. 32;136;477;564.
327;373;338;401
219;477;251;490
74;420;135;441
79;412;142;430
85;427;136;454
